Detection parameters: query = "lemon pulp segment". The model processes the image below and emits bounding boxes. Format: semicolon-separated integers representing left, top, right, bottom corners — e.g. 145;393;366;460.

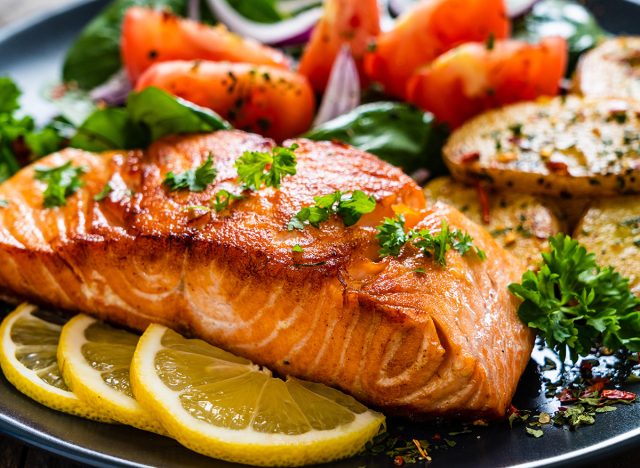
131;324;385;466
57;314;165;434
0;304;110;421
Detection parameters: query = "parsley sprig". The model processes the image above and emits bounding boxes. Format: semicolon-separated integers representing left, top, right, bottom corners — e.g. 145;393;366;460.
375;214;486;266
287;190;376;230
163;155;217;192
34;162;86;208
509;234;640;362
235;144;298;190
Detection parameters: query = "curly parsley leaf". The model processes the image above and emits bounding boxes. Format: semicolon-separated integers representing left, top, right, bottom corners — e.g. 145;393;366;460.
0;77;65;182
288;190;376;230
34;162;87;208
0;77;20;114
163;155;217;192
94;183;113;202
212;189;243;212
508;233;640;362
235;144;298;190
375;215;485;265
337;190;377;226
376;214;409;257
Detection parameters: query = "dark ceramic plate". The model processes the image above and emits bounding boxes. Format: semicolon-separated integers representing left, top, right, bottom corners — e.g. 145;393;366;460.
1;1;640;466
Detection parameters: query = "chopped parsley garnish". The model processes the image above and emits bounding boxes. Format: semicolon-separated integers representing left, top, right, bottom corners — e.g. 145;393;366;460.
509;234;640;362
235;144;298;190
375;215;486;266
212;189;243;212
163;155;217;192
94;183;113;202
376;214;409;257
486;32;495;51
0;199;8;208
288;190;376;230
292;244;304;253
0;77;64;183
34;162;86;208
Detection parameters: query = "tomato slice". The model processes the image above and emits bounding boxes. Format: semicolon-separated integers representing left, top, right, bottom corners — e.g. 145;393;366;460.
298;0;381;93
121;7;290;85
364;0;510;99
406;37;568;128
136;60;315;141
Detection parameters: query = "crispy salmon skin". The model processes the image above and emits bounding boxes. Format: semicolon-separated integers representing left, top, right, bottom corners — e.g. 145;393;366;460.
0;131;533;419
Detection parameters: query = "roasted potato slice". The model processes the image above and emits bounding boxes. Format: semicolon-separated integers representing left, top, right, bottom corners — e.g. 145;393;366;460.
575;196;640;296
575;37;640;101
424;177;564;269
443;96;640;197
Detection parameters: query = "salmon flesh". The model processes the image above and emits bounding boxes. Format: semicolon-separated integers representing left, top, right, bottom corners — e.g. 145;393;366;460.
0;131;533;419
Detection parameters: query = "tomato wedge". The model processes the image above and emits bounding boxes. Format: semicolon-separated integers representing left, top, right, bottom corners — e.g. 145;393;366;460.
298;0;380;93
121;7;291;84
364;0;510;99
406;37;568;128
136;61;315;141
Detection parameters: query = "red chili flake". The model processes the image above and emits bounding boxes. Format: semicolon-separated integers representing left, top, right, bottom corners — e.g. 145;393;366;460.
475;182;491;224
580;361;593;372
432;433;442;441
394;455;405;466
460;151;481;164
581;380;607;399
601;389;636;401
545;160;570;175
558;388;577;403
508;404;519;416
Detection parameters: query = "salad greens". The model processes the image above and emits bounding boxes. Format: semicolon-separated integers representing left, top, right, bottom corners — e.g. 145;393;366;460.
509;234;640;362
63;0;187;89
0;78;65;183
514;0;607;75
71;87;230;151
62;0;291;90
227;0;283;23
303;102;449;175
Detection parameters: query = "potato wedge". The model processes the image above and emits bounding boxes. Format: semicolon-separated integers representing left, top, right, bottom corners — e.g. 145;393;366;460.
575;37;640;101
574;196;640;296
424;177;564;269
443;96;640;197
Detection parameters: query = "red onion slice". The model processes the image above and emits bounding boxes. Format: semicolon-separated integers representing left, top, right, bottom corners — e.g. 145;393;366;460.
278;0;322;14
205;0;322;45
506;0;539;18
313;45;361;127
388;0;414;16
188;0;201;21
89;69;132;106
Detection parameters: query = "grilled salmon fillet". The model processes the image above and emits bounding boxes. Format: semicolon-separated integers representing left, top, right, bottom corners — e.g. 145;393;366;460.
0;131;533;419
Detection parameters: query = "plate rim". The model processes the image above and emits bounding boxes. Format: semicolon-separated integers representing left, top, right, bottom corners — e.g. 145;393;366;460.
1;1;640;467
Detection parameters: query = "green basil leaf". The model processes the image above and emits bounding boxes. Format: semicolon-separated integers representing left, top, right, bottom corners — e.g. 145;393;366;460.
303;102;449;175
70;87;229;151
127;87;230;141
62;0;188;89
71;107;147;151
513;0;607;75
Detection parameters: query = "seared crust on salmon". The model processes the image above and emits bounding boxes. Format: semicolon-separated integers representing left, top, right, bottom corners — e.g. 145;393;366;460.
0;131;533;419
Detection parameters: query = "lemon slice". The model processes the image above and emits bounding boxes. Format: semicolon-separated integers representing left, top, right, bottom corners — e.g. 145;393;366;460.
0;304;110;421
131;324;385;466
57;314;166;434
